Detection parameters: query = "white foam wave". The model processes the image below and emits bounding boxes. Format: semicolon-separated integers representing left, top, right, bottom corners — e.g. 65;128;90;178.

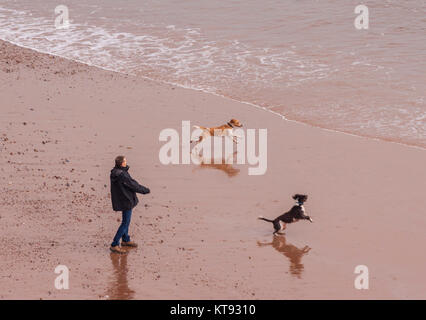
0;5;424;150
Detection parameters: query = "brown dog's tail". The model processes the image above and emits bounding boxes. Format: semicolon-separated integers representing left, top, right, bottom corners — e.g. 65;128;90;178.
258;216;274;223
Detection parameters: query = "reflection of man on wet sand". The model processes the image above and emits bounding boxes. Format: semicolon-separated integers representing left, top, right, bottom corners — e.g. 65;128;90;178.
257;236;311;278
105;253;135;300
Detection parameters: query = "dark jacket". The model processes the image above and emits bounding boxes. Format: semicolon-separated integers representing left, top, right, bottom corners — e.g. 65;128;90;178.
110;165;150;211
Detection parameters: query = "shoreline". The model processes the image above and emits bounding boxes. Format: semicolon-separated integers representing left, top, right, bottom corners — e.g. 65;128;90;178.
1;39;426;299
2;38;424;152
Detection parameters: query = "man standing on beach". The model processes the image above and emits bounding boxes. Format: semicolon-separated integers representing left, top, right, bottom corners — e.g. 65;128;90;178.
110;156;150;254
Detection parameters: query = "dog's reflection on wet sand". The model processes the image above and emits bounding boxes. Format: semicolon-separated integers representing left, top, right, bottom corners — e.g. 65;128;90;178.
198;162;240;177
193;152;240;177
257;235;311;278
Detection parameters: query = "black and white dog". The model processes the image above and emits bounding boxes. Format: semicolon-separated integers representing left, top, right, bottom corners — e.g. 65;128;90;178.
258;194;313;235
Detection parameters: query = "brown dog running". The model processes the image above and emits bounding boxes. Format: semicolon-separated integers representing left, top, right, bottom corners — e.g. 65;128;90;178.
191;119;243;144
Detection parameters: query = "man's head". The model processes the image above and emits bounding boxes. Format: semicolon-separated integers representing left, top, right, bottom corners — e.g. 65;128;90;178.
115;156;127;168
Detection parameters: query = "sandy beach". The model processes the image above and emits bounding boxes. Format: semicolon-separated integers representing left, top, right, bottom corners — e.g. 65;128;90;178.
1;39;426;299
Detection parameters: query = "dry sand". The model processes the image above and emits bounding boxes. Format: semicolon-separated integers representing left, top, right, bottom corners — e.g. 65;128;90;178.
1;39;425;299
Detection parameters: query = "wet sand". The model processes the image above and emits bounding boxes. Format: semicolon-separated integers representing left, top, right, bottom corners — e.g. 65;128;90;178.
1;39;426;299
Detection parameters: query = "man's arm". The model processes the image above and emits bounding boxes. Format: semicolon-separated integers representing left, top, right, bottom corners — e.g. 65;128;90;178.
121;173;150;194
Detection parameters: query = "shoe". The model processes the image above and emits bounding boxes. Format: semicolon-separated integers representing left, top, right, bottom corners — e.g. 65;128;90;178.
121;241;138;248
110;245;128;254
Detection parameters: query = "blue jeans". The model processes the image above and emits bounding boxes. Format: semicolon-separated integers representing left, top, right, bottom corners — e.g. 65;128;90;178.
111;209;132;247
